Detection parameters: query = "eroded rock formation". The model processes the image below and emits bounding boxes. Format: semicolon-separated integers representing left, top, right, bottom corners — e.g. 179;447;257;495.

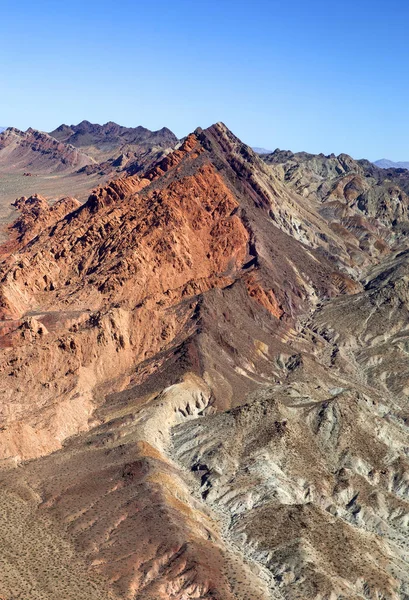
2;123;409;599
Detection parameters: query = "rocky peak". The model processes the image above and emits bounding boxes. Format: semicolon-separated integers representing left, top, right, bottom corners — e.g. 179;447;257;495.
2;122;409;600
49;120;178;161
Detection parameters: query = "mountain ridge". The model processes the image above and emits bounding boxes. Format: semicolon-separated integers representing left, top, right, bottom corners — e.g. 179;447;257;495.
1;122;409;599
0;126;95;173
374;158;409;169
49;120;178;161
252;146;273;154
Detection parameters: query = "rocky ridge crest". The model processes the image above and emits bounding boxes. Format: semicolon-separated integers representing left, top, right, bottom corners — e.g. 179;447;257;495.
2;124;409;599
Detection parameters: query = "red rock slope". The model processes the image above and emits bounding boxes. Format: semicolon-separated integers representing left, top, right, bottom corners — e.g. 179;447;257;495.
1;123;406;600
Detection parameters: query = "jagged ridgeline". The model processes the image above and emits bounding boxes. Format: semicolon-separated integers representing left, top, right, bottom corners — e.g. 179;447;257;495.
1;123;409;599
0;123;179;236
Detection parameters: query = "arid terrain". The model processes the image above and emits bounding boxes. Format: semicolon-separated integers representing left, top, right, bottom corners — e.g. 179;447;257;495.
0;123;178;242
2;122;409;600
50;120;178;162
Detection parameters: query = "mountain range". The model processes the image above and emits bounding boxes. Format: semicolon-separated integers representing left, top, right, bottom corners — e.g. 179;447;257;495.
0;126;94;173
49;120;178;159
252;146;273;154
374;158;409;170
2;121;409;599
49;120;178;176
0;123;179;230
0;121;178;175
254;151;409;172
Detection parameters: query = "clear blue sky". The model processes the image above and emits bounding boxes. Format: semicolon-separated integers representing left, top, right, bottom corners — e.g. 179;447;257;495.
0;0;408;160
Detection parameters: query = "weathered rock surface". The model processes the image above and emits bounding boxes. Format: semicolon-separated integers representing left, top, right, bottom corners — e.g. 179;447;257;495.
2;123;409;600
263;148;409;267
9;194;81;245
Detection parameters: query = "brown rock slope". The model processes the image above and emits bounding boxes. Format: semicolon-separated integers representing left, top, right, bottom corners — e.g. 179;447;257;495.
0;128;105;239
0;127;94;174
1;124;409;599
50;120;178;161
50;120;179;177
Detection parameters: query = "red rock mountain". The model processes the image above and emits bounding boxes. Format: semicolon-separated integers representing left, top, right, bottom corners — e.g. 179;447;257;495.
1;123;409;600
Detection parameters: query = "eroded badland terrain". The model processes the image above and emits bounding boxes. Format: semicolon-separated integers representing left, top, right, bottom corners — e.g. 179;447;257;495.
2;122;409;599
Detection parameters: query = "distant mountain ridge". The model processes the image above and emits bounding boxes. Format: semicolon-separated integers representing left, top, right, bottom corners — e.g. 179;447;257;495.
0;126;6;133
0;126;95;174
253;153;409;171
374;158;409;170
252;146;273;154
49;120;178;161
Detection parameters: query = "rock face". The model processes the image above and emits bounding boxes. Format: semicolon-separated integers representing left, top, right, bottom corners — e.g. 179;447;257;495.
2;123;409;599
10;194;81;245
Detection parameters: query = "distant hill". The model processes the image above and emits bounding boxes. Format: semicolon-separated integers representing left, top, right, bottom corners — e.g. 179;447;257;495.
0;127;6;133
0;127;94;174
49;120;178;161
252;146;273;154
374;158;409;170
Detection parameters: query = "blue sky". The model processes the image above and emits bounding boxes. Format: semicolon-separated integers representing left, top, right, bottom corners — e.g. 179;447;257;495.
0;0;408;160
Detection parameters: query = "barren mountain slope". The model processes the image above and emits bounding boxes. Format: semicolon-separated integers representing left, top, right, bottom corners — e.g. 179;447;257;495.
50;120;177;157
0;127;94;174
262;148;409;260
0;127;107;240
1;124;409;600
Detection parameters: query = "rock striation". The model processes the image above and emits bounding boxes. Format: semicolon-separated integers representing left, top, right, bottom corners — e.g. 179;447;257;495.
2;123;409;599
0;127;94;174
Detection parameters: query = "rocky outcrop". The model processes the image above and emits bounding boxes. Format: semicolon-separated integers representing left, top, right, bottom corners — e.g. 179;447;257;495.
9;194;81;245
262;148;409;267
3;123;409;600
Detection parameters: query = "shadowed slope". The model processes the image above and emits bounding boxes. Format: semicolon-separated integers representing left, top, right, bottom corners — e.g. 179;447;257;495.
2;124;409;599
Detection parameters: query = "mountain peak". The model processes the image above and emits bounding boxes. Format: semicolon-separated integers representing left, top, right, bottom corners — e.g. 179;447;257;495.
3;121;409;600
374;158;409;170
49;120;178;161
